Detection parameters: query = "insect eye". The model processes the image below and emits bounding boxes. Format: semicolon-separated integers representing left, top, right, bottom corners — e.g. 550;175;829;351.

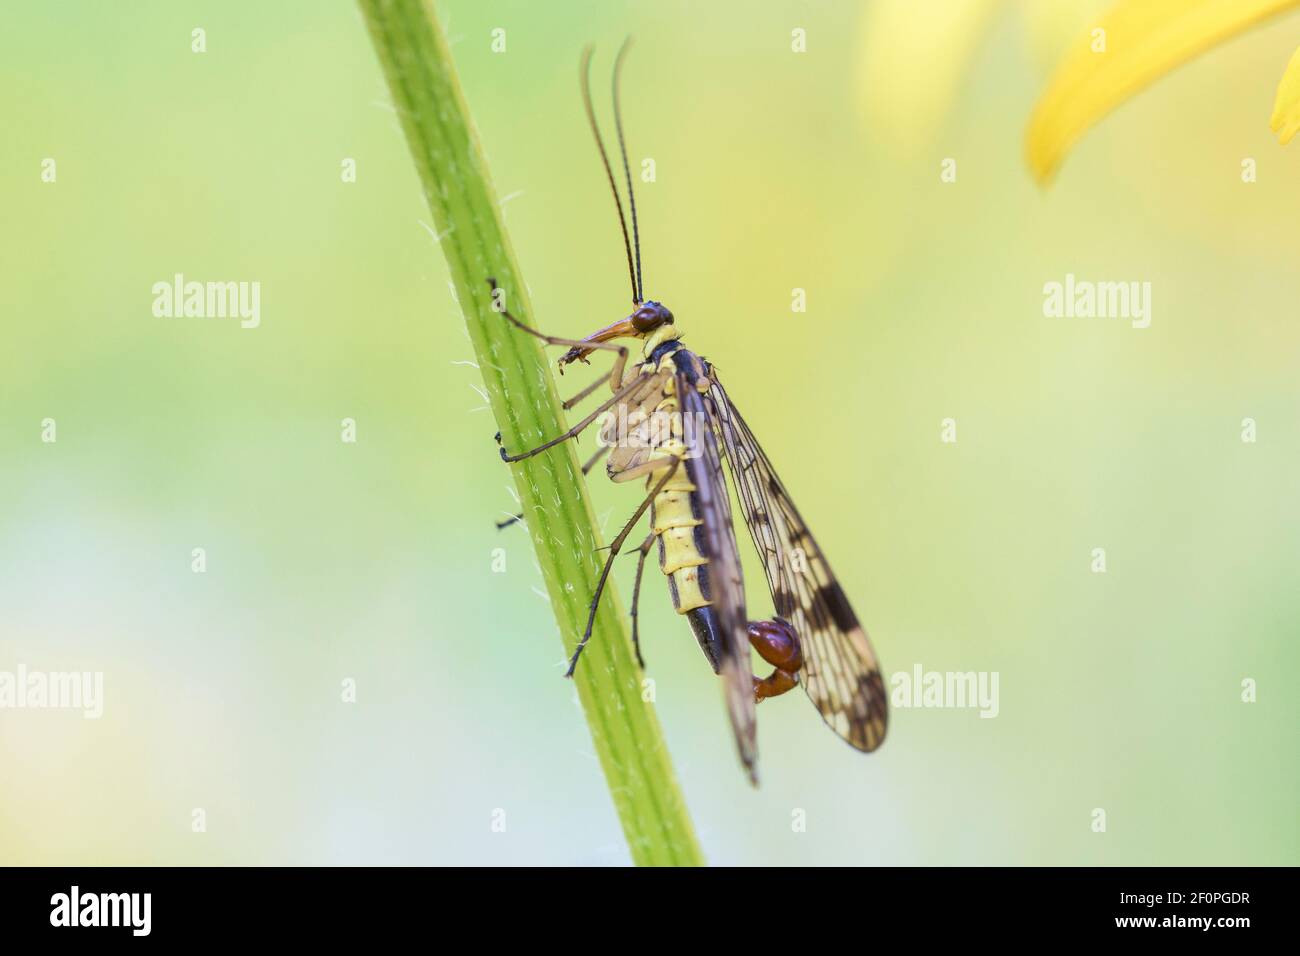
631;305;664;333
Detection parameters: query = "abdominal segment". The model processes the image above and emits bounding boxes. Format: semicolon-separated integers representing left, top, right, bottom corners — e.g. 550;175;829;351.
643;392;721;669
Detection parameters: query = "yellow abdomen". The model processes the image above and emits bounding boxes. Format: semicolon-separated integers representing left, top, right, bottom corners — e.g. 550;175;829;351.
647;397;710;614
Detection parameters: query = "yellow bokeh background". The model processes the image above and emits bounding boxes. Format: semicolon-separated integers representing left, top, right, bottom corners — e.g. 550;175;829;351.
1;0;1296;864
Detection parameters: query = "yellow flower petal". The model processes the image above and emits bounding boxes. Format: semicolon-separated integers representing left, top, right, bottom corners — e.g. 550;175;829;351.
1270;43;1300;142
1026;0;1300;183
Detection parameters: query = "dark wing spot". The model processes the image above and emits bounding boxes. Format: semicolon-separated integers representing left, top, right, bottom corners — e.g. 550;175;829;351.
772;588;797;617
806;597;830;630
819;582;859;632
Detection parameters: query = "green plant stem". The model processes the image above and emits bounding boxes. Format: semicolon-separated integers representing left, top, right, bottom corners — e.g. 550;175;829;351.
358;0;704;866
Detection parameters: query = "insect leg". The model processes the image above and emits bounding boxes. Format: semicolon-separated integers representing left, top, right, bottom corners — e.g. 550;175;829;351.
748;619;803;702
497;374;643;462
562;370;614;410
604;451;681;484
566;457;681;677
496;445;610;530
486;278;629;392
627;529;657;669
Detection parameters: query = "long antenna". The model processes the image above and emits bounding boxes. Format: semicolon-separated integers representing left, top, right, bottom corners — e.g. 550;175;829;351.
612;37;643;303
580;45;640;306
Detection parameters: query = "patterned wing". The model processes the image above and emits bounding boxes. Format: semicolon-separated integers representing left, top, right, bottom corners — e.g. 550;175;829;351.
678;375;759;783
707;372;887;752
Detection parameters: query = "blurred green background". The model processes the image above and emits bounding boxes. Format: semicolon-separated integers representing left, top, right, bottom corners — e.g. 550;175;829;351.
1;0;1296;865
